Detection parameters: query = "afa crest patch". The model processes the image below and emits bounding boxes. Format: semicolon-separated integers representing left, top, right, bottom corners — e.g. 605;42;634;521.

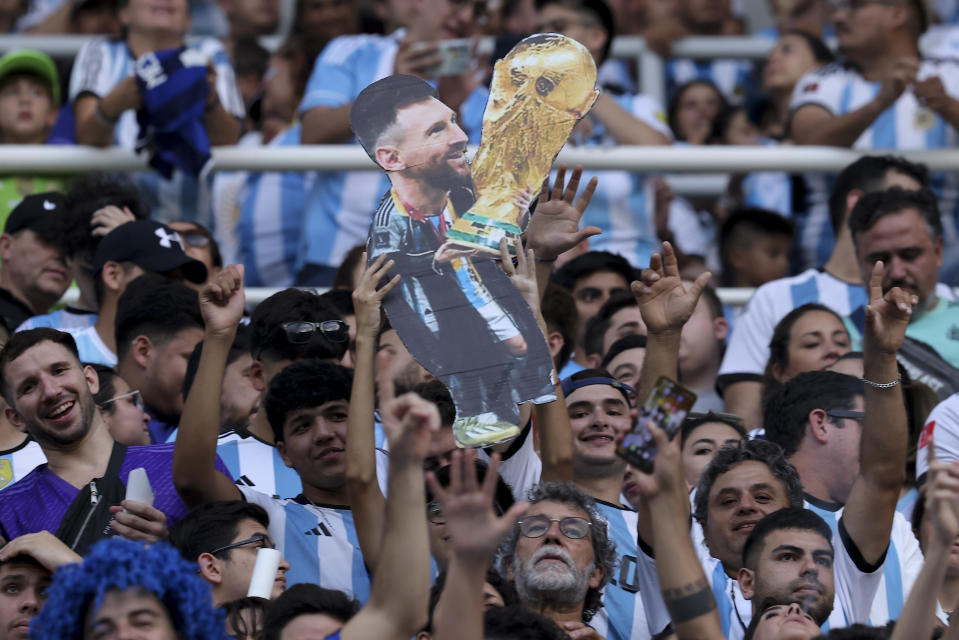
0;459;12;489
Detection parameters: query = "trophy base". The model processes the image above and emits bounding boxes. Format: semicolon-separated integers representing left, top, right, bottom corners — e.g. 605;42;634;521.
446;213;522;254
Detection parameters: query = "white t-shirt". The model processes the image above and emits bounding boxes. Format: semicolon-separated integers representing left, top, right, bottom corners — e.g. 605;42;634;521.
916;393;959;480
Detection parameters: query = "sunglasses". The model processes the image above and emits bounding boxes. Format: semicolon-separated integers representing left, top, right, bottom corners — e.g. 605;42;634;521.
518;515;592;539
99;389;143;411
209;534;275;556
180;231;211;248
281;320;349;345
826;409;865;422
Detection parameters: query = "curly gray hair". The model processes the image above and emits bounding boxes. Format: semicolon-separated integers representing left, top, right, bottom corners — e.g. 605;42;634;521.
496;482;618;623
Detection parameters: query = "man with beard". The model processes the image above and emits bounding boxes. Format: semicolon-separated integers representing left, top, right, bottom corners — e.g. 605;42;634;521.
0;328;223;552
497;482;618;639
356;73;553;444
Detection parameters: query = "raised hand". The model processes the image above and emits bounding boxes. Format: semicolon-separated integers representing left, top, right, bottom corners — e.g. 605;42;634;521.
425;450;529;562
924;435;959;548
877;57;918;108
914;76;950;114
629;422;686;504
631;242;711;335
90;205;135;237
109;500;169;543
525;164;600;261
199;264;245;337
864;261;916;355
353;253;400;339
499;235;539;310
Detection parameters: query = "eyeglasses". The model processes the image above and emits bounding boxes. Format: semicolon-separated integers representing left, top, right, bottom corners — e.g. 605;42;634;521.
99;389;143;411
180;231;211;248
209;534;275;556
281;320;349;345
826;409;865;422
427;501;445;525
518;515;592;539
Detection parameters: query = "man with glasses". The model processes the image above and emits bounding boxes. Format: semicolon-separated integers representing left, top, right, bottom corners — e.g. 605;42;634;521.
496;481;618;638
168;221;223;288
764;369;927;626
169;501;290;606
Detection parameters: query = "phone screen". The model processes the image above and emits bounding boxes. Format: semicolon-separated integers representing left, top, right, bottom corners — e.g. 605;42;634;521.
616;377;697;473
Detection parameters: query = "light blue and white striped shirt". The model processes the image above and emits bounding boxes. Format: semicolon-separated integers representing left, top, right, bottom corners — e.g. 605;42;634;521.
214;430;303;499
240;486;371;602
296;31;487;273
235;123;313;287
666;58;754;105
68;37;245;227
69;326;116;367
16;308;97;333
790;59;959;269
717;269;868;383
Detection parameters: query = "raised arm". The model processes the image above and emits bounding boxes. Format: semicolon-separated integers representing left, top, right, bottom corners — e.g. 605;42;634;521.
346;254;400;573
498;237;573;482
74;78;142;147
172;265;245;508
637;423;723;640
430;451;529;640
842;261;915;564
341;390;439;640
891;441;959;640
524;165;599;301
590;93;671;146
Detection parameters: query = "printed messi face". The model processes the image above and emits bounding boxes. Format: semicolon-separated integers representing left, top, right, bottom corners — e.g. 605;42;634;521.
384;97;471;190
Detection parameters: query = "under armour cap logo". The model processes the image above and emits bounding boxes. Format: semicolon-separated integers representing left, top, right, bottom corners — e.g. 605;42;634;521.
155;227;183;250
43;200;56;211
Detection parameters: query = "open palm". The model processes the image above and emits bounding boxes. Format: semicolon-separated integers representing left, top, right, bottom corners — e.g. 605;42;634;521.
632;242;710;334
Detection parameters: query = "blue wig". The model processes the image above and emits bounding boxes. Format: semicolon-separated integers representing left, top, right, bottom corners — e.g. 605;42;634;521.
31;537;228;640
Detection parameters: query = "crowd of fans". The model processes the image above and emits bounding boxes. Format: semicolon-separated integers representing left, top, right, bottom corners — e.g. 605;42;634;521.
0;0;956;639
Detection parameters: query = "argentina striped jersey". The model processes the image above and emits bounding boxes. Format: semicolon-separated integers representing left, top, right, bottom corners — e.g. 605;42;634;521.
0;439;45;491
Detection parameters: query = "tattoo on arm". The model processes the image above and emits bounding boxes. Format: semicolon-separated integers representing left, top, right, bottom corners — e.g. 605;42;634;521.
662;578;717;624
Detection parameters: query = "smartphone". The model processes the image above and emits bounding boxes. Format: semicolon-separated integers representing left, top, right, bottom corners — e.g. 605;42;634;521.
616;377;697;473
411;38;473;76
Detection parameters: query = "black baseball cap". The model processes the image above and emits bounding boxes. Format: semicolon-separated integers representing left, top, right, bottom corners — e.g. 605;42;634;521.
93;220;208;284
4;192;66;237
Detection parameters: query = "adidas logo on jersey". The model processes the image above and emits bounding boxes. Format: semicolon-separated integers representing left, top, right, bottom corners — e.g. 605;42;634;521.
235;475;256;487
305;523;333;537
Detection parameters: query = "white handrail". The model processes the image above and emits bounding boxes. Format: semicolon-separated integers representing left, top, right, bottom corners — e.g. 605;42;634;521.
6;144;959;174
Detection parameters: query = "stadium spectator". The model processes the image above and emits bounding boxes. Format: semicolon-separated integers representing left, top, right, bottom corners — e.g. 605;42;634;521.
669;80;727;145
0;531;80;640
581;290;646;368
541;283;580;379
718;208;794;288
718;155;927;428
677;412;747;489
221;596;268;640
168;500;290;606
0;328;221;553
536;0;705;270
181;324;258;436
168;220;222;286
31;537;229;640
68;221;206;367
600;333;646;394
295;0;488;286
758;31;834;140
114;275;205;443
90;363;151;447
791;0;959;265
678;283;727;412
765;370;925;624
846;188;959;370
19;174;150;334
761;0;834;38
551;251;634;369
291;0;361;56
496;482;619;639
0;50;64;229
232;37;317;288
69;0;244;224
663;0;753;105
0;192;69;331
219;0;278;61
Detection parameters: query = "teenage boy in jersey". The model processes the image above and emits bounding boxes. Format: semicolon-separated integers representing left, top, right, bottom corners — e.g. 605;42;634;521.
174;265;372;599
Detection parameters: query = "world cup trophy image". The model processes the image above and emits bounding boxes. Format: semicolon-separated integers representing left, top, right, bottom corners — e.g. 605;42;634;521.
445;33;599;253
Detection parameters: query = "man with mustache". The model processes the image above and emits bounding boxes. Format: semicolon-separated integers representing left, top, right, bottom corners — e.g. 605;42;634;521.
846;187;959;369
496;482;618;640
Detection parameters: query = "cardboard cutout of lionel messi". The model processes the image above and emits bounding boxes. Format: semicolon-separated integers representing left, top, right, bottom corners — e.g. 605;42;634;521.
355;34;598;448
